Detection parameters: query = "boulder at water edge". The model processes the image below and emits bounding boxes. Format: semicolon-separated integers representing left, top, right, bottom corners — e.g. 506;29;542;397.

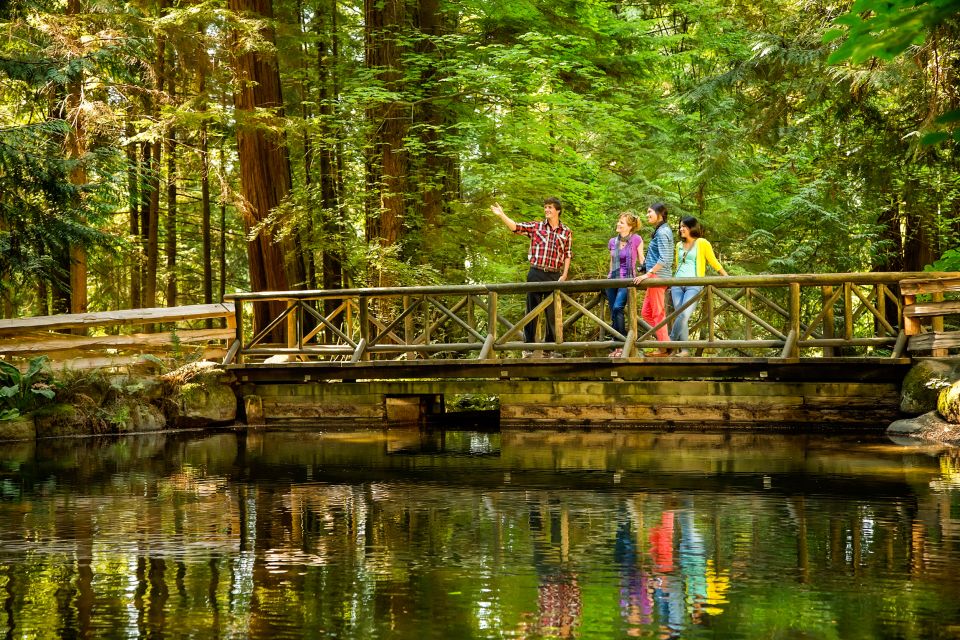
0;415;35;442
901;359;960;415
170;382;237;427
938;380;960;424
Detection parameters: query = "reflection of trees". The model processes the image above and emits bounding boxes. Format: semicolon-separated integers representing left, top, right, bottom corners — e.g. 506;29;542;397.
0;432;959;638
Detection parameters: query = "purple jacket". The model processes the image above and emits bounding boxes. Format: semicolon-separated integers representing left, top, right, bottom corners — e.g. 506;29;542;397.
608;234;644;278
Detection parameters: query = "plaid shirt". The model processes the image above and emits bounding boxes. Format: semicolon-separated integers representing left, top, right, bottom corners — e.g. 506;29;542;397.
514;220;573;272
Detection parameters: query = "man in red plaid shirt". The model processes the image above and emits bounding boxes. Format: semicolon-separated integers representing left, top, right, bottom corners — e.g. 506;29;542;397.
490;197;572;357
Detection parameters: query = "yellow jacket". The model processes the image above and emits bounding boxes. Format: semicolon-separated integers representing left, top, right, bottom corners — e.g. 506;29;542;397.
675;238;724;277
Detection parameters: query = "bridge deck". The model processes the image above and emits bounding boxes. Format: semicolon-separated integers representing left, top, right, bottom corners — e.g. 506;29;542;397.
228;356;910;384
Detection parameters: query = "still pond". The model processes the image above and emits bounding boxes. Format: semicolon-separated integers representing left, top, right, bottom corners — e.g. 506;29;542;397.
1;428;960;639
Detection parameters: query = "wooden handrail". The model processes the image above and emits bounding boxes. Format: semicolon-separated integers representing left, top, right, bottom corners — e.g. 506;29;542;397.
221;272;931;363
0;302;235;334
224;272;944;302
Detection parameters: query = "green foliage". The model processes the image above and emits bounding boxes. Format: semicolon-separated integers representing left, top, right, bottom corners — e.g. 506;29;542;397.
926;248;960;272
825;0;960;145
0;357;55;420
825;0;960;64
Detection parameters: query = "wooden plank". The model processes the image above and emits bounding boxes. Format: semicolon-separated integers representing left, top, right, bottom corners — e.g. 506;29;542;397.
904;300;960;318
908;332;960;351
0;303;235;334
0;328;232;355
901;277;960;295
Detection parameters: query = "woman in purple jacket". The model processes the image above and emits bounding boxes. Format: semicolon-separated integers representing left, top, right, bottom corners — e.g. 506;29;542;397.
607;212;644;357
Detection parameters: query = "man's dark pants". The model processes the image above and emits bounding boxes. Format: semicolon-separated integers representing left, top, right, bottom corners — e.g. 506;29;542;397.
525;267;562;344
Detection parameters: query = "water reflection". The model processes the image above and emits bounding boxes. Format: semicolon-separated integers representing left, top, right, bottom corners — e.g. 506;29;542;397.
0;430;959;638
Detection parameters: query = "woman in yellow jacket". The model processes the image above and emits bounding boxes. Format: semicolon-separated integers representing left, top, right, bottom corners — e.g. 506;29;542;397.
670;217;727;356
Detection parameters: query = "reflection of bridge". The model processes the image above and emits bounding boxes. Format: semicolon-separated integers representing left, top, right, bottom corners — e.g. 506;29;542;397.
220;273;958;426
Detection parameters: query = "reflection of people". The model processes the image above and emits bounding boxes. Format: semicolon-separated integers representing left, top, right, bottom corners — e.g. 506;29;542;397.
491;198;573;358
633;204;673;356
615;504;652;635
704;559;730;617
606;213;644;357
526;498;582;638
649;510;683;637
670;217;728;357
678;509;708;621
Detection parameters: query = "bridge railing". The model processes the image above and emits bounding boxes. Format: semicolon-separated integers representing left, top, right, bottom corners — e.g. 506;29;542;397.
0;303;236;370
223;272;952;363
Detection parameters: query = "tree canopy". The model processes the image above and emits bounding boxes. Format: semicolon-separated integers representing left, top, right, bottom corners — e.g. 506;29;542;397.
0;0;957;317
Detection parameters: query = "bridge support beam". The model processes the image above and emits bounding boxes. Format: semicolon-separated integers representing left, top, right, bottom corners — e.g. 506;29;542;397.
236;378;902;427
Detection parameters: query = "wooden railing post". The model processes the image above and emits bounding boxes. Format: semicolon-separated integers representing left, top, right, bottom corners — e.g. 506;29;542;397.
359;296;369;361
705;285;715;344
553;290;563;348
843;282;854;342
744;289;752;343
286;299;297;352
933;291;947;357
788;282;801;358
479;291;498;360
822;286;835;357
403;295;415;361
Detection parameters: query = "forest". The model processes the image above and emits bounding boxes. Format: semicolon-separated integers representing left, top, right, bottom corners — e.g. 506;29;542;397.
0;0;958;319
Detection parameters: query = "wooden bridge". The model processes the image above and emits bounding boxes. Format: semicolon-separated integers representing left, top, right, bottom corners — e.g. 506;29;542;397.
218;272;956;426
1;272;957;427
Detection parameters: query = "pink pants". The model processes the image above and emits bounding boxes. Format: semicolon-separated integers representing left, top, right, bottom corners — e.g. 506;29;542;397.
641;285;670;343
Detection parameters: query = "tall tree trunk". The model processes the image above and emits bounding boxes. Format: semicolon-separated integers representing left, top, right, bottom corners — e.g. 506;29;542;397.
412;0;457;264
317;0;344;305
140;139;152;306
165;73;178;308
219;145;228;313
165;97;178;307
66;0;87;319
902;178;937;271
364;0;408;251
127;120;142;309
297;0;317;291
143;22;165;312
229;0;302;340
198;24;214;327
201;124;213;324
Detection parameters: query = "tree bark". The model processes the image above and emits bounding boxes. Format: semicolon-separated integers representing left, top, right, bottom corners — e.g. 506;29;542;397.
364;0;408;249
127;120;141;309
165;72;178;309
229;0;303;340
66;0;87;319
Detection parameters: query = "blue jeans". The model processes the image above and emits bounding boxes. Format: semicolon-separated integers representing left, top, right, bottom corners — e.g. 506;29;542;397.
669;285;703;342
605;286;629;337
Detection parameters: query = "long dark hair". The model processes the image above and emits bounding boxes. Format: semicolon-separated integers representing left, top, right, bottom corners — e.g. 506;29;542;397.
650;202;668;224
679;216;703;239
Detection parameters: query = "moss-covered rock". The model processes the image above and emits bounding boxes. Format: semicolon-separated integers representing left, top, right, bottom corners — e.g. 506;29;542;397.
34;403;89;438
101;398;166;432
901;359;960;415
939;380;960;424
170;382;237;427
0;415;35;442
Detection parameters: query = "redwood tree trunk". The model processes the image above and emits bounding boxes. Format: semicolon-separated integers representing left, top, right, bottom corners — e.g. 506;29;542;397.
364;0;408;250
229;0;303;339
66;0;87;319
